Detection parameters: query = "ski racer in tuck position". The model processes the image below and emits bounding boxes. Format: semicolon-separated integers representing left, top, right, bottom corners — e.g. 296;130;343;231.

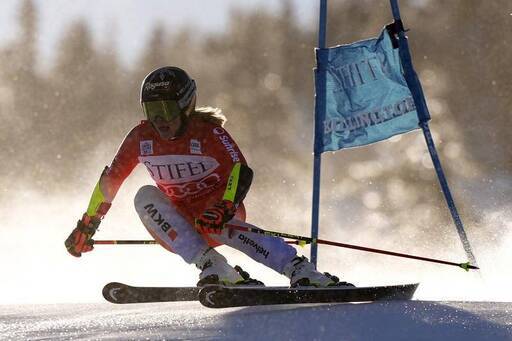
65;66;353;288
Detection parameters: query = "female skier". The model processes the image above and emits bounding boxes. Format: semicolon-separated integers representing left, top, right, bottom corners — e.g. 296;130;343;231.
65;66;351;288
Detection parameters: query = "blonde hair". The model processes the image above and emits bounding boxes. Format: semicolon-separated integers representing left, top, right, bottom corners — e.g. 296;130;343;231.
189;106;227;126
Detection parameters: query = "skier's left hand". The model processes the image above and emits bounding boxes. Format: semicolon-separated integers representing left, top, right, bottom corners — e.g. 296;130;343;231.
195;200;236;234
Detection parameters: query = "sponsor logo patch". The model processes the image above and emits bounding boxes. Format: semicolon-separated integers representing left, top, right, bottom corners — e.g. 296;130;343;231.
137;155;222;200
238;233;270;259
144;81;170;91
213;128;240;162
190;139;202;154
158;173;221;199
138;155;219;184
143;203;178;241
140;140;154;156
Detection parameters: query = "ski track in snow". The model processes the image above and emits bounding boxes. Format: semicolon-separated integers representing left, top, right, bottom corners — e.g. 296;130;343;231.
0;301;510;341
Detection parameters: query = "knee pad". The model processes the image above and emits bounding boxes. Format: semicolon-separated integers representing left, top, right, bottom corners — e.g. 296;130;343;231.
134;185;207;263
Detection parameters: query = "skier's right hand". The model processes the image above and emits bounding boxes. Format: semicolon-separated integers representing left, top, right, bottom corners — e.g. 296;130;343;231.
65;214;101;257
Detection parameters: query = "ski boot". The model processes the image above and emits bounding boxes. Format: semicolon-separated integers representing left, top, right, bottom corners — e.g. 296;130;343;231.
195;247;264;287
283;256;354;288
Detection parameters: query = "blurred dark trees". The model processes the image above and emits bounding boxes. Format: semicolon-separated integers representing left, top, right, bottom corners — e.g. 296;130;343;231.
0;0;509;236
438;1;512;171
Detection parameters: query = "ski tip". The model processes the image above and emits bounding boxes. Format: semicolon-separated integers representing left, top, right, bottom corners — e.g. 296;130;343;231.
102;282;123;304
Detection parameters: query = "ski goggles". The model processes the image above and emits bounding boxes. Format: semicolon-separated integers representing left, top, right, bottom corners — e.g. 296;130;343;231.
142;100;183;122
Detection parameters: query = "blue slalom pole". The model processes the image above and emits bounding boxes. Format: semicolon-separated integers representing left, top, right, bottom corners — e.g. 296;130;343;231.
311;0;328;267
389;0;478;266
421;122;477;266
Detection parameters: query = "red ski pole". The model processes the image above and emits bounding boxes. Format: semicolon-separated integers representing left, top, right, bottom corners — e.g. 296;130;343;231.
94;239;298;245
94;240;158;245
225;223;479;271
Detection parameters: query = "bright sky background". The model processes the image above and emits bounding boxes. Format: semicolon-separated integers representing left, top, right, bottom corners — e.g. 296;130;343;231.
0;0;317;68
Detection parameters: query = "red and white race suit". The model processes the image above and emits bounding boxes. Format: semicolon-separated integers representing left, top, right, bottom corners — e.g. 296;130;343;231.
105;117;247;225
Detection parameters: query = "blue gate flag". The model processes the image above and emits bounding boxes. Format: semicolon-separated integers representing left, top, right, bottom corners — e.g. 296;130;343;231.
315;27;421;153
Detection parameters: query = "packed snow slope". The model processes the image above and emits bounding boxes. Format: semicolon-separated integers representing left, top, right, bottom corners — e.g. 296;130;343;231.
1;300;510;340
